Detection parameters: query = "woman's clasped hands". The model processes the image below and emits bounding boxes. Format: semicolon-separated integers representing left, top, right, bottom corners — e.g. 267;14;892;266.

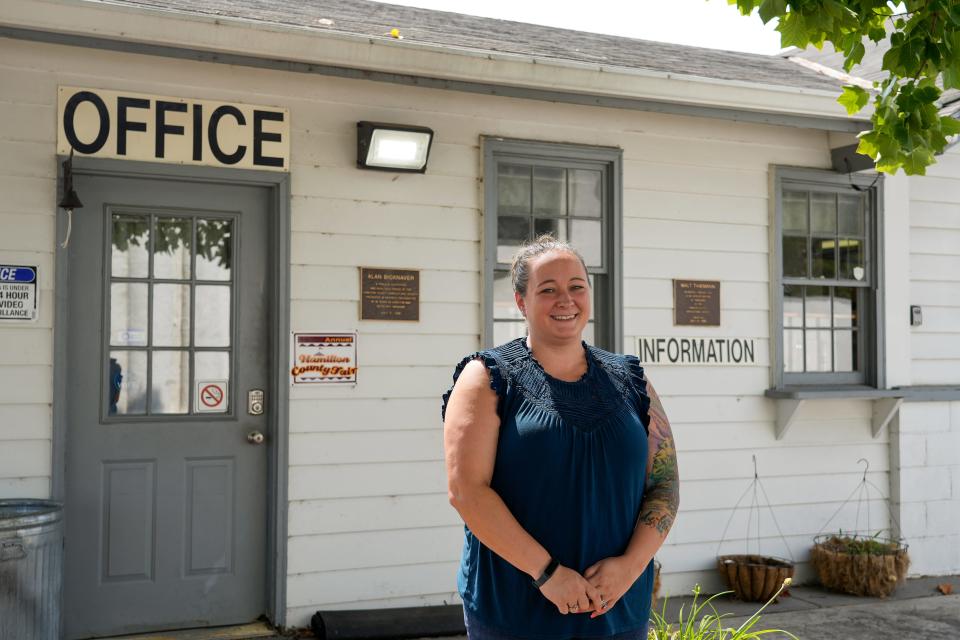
538;556;641;618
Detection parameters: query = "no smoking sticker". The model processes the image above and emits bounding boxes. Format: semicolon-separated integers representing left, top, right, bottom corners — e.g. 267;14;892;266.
196;380;228;413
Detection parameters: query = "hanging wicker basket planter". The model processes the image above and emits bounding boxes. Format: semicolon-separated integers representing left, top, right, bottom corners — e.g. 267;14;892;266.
717;554;794;603
811;534;909;598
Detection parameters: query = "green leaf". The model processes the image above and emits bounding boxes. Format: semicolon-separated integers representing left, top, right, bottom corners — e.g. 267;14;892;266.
943;63;960;91
941;116;960;137
902;148;934;176
778;12;810;48
757;0;786;24
838;85;870;115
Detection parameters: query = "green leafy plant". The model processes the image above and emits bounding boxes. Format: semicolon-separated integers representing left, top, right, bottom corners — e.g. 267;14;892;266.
648;579;798;640
728;1;960;175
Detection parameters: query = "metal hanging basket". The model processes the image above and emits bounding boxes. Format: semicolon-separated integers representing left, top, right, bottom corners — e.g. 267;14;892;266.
715;456;795;602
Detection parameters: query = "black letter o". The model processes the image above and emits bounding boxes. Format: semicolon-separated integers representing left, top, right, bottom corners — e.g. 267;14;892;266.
63;91;109;154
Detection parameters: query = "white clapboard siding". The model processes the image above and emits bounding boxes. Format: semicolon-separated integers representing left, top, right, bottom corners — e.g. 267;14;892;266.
292;266;481;304
624;190;768;226
910;200;960;230
911;334;960;359
291;301;480;336
292;165;478;209
678;443;888;481
289;526;463;573
288;494;459;536
0;175;55;215
911;227;960;256
0;214;55;253
624;248;770;282
663;394;874;426
290;430;443;466
0;440;51;478
626;308;771;339
673;418;879;452
657;536;816;573
623;218;768;253
289;398;443;432
0;404;52;440
291;198;478;241
910;174;960;204
645;367;772;396
289;461;447;501
291;234;479;271
356;334;481;367
0;100;54;143
623;162;768;199
0;140;56;179
0;366;52;405
679;472;890;512
287;593;463;626
0;327;52;365
625;278;769;310
288;365;454;401
621;132;829;171
0;477;50;499
286;561;460;608
910;281;960;305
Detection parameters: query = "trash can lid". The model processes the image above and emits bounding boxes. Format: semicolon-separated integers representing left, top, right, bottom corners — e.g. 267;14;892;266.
0;499;63;530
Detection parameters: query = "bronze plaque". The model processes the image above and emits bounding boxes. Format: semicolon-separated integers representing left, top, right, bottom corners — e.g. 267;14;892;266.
673;279;720;326
360;267;420;321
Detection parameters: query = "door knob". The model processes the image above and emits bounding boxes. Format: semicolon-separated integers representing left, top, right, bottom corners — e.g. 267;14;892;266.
247;430;265;445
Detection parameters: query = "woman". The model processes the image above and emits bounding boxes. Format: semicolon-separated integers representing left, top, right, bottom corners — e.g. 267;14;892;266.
442;235;679;640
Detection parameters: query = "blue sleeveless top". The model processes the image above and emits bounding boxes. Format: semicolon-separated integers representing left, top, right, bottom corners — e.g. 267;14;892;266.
441;338;655;639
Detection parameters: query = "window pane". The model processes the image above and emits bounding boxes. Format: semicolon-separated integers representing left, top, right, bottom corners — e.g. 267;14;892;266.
195;285;231;347
533;167;566;215
838;193;864;236
833;287;857;328
811;237;836;279
783;191;808;234
838;238;865;281
153;284;191;347
811;192;837;234
497;216;530;264
494;320;526;346
151;350;189;414
534;218;568;241
805;286;830;328
569;169;602;217
493;270;523;320
109;351;147;415
583;321;595;345
783;285;803;327
782;236;807;277
498;164;531;215
111;283;148;346
834;330;856;372
196;219;232;281
111;214;149;278
154;217;192;279
195;352;230;413
783;329;804;372
805;330;832;372
571;219;603;268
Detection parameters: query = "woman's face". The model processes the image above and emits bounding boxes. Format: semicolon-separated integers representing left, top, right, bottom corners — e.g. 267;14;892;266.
515;250;591;343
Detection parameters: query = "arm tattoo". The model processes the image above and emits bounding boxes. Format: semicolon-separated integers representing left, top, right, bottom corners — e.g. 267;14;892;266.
637;379;679;537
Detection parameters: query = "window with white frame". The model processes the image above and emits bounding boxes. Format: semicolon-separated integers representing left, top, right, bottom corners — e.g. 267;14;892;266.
482;139;622;352
773;167;883;388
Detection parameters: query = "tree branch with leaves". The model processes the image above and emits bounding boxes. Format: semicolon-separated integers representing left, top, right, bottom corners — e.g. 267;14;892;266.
729;0;960;175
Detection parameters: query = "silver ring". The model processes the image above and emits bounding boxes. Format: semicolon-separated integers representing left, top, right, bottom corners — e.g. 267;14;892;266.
569;603;579;612
600;599;608;609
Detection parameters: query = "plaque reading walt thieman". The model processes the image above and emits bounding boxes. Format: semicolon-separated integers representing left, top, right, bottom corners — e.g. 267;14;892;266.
637;337;756;366
360;267;419;321
674;279;720;326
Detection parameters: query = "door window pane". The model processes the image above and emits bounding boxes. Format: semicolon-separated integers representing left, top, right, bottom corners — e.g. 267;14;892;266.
195;285;231;347
196;219;232;281
153;284;191;347
570;219;602;268
569;170;602;217
805;286;830;328
782;237;807;277
109;351;147;415
497;216;530;263
111;283;148;346
533;167;566;215
834;330;856;372
111;214;149;278
154;217;191;279
805;330;832;372
151;350;189;414
811;193;837;234
811;237;836;279
195;352;230;413
498;164;531;215
838;194;864;236
782;191;807;234
783;285;803;328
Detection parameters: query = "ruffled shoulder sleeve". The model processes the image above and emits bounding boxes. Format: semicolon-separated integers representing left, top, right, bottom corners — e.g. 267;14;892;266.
440;351;508;422
623;355;652;432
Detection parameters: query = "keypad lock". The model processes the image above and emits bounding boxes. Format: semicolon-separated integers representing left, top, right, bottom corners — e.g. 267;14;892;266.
248;389;264;416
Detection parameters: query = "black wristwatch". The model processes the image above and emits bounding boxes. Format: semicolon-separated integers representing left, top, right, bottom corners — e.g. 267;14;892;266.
532;557;559;589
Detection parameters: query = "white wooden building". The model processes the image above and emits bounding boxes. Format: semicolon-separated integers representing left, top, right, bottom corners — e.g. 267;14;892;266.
0;0;957;636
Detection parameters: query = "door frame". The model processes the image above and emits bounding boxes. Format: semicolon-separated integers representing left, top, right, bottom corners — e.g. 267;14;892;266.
52;156;291;628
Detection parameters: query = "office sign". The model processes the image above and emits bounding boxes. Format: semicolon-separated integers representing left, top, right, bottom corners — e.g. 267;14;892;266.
637;336;756;366
57;86;289;171
0;265;38;321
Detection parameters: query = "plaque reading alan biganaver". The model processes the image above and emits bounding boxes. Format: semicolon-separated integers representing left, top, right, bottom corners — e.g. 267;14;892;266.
673;279;720;326
360;267;420;321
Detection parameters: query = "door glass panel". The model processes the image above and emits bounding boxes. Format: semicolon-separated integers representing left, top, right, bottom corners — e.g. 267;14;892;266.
838;194;864;236
833;287;857;328
834;330;856;372
196;219;232;281
783;285;803;328
111;283;148;346
109;351;147;415
782;191;807;234
805;286;830;328
570;219;602;267
805;330;831;372
534;218;568;241
195;352;230;413
111;214;149;278
783;329;804;372
533;167;566;215
811;193;837;234
152;284;191;347
569;169;602;217
153;217;192;279
493;271;523;320
497;164;531;215
782;237;807;277
195;285;231;347
811;237;836;279
151;350;189;414
497;216;530;263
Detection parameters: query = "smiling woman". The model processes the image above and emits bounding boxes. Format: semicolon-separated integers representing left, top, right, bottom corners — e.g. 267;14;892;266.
442;235;680;640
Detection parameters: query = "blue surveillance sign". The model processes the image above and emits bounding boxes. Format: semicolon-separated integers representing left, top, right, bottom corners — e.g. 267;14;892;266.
0;265;38;320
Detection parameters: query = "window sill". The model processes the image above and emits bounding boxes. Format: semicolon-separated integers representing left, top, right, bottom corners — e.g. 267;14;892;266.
765;387;906;441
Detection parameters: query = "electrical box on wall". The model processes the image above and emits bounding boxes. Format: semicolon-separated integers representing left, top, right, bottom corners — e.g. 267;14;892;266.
910;305;923;327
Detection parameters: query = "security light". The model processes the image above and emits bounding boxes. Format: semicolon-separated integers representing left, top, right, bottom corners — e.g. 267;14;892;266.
357;121;433;173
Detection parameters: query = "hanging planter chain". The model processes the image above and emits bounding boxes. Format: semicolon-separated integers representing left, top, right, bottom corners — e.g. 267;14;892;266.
816;458;904;539
716;455;795;562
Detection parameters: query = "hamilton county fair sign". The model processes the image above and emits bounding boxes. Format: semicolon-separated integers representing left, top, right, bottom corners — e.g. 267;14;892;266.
637;337;757;366
57;86;289;171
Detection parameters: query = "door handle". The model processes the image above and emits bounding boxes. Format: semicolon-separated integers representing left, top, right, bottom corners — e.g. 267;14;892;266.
247;431;265;445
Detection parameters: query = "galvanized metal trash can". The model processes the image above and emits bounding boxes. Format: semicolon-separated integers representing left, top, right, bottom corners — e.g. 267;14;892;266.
0;500;64;640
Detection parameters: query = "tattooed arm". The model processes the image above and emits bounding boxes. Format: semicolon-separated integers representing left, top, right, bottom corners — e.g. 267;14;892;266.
585;377;679;618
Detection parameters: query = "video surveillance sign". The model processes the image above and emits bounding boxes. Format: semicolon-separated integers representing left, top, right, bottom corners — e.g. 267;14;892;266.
0;265;38;321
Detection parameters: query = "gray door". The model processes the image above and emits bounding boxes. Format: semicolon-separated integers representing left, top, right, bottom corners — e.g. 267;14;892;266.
63;173;270;638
